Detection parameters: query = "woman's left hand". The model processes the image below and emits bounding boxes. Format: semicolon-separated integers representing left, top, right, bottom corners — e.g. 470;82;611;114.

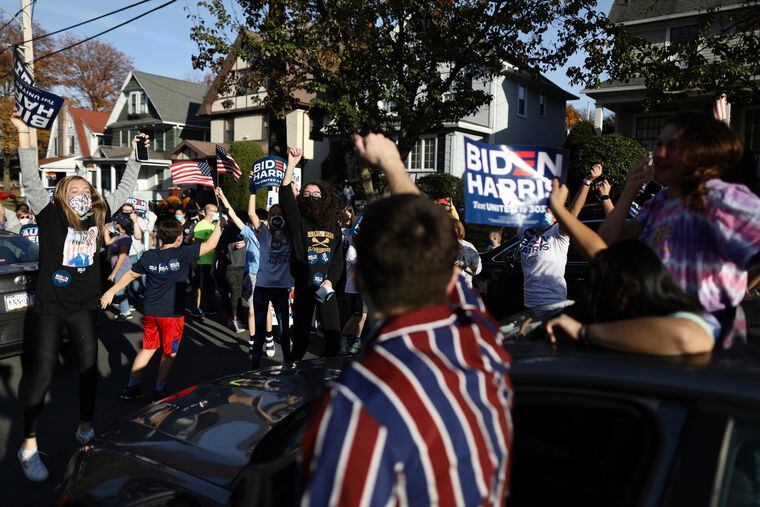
545;314;583;344
107;272;116;282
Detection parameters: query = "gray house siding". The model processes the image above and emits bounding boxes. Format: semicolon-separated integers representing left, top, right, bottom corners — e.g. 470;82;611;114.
492;79;566;148
461;79;492;127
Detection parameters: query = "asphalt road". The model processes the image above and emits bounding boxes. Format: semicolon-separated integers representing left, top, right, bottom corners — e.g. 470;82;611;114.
0;303;309;506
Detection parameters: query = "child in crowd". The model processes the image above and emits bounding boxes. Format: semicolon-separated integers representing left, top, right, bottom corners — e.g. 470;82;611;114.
106;214;134;320
101;217;221;400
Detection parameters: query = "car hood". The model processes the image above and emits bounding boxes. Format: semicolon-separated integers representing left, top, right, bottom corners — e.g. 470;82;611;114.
97;357;348;488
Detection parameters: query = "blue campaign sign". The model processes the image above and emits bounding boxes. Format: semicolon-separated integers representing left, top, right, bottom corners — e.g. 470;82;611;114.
13;54;63;131
250;156;287;191
463;138;568;227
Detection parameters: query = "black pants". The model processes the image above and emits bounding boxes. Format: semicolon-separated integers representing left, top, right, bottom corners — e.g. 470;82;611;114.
219;266;245;320
23;310;98;438
192;264;215;312
252;286;291;368
291;284;340;361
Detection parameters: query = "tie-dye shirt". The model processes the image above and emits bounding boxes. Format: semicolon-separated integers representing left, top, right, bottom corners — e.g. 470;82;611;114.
637;179;760;315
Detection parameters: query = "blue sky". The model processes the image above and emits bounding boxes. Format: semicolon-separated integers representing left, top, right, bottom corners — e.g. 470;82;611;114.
1;0;613;114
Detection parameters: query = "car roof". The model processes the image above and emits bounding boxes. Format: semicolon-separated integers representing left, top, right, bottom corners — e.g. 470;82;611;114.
506;340;760;409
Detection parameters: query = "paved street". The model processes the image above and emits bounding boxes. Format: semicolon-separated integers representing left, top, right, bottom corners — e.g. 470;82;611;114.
0;303;309;506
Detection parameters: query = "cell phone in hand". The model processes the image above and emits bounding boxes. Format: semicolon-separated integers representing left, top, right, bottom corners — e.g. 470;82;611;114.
136;134;149;161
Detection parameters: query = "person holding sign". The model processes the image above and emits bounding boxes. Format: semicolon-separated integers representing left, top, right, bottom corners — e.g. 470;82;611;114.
279;149;344;361
11;110;145;482
518;164;603;309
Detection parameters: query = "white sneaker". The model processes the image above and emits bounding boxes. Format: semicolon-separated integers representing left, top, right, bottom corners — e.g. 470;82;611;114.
18;448;49;482
265;337;276;358
75;427;95;445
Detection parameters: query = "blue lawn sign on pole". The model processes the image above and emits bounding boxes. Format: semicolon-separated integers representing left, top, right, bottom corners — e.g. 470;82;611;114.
463;138;568;227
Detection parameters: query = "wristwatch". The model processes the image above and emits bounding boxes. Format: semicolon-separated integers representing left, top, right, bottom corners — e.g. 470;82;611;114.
583;179;593;186
600;195;610;200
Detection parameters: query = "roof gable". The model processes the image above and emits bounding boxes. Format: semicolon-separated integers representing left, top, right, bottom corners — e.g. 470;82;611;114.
608;0;744;24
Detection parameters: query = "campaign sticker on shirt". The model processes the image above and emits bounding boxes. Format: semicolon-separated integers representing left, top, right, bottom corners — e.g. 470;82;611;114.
168;259;180;272
158;263;169;274
77;268;86;274
52;269;72;287
148;264;158;272
312;272;325;286
319;251;333;264
307;251;318;265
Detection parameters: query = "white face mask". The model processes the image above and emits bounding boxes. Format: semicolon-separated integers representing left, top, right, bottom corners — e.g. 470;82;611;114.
212;212;220;222
19;218;31;226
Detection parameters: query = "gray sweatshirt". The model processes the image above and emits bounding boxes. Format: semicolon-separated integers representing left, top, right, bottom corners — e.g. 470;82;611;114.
19;148;140;215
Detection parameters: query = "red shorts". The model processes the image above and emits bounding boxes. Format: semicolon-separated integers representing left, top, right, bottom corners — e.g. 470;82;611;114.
143;316;185;355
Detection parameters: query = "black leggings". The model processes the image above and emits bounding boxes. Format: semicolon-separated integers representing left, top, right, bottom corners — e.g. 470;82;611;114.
291;284;340;361
23;310;98;438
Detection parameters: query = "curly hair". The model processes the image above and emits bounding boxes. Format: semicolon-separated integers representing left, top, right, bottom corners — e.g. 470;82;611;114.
665;112;744;211
297;181;343;230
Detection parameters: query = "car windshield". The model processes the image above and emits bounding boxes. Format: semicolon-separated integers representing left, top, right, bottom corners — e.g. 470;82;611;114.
0;235;39;264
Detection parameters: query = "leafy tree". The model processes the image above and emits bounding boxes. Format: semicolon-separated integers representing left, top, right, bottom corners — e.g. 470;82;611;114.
51;36;133;111
416;173;464;208
564;120;596;179
222;140;266;210
189;0;609;159
569;0;760;108
574;133;647;189
565;104;583;129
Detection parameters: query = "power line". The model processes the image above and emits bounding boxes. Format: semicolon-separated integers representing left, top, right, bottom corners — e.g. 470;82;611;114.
0;0;36;34
0;0;177;81
0;0;159;57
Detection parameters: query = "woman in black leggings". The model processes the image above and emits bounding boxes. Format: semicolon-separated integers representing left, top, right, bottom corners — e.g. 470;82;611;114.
12;112;142;481
278;149;344;360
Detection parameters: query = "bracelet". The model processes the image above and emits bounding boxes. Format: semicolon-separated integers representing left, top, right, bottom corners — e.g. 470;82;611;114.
579;325;592;345
583;179;593;187
600;195;610;200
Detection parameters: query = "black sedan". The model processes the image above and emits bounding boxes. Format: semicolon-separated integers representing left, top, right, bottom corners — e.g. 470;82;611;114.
59;316;760;507
0;230;38;358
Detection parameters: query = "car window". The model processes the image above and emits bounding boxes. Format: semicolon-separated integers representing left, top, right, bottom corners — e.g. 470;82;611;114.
509;392;659;506
718;419;760;507
0;236;39;264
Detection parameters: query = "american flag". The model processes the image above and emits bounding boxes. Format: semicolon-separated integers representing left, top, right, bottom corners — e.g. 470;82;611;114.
714;93;730;124
170;159;214;187
216;144;241;181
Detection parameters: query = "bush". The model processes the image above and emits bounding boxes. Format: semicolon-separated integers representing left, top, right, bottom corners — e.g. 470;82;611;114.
416;173;464;208
222;141;266;210
575;134;647;188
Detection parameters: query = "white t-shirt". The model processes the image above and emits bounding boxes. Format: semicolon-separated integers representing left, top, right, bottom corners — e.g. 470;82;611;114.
519;223;570;308
457;239;482;288
345;244;359;294
256;223;295;288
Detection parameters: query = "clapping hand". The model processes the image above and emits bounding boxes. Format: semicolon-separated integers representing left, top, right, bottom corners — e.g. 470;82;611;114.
588;163;603;181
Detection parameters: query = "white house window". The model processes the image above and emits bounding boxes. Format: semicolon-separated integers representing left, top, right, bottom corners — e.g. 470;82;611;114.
128;91;147;115
538;93;546;118
68;135;76;155
154;128;165;151
517;84;527;117
406;137;437;171
224;118;234;143
67;116;73;128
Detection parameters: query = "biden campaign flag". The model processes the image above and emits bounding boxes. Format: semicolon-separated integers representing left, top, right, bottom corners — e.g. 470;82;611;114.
13;53;63;131
250;156;288;192
463;138;568;227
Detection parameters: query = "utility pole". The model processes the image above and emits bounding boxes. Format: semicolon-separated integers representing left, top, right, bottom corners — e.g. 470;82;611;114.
20;0;36;151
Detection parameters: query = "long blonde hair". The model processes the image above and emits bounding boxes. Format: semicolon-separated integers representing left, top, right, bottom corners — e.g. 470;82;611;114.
53;176;107;242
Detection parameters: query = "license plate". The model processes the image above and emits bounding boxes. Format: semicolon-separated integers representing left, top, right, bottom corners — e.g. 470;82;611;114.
5;292;33;312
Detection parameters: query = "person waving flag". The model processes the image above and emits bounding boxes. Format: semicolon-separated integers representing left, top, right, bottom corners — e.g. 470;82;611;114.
216;144;241;181
170;159;214;187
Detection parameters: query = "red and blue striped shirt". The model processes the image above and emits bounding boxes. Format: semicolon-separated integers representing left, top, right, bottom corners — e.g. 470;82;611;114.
301;278;513;506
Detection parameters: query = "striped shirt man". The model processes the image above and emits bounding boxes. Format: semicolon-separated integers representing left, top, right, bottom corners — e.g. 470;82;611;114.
300;278;513;506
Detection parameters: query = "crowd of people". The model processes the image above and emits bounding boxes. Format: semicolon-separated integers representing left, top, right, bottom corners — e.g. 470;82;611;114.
5;107;760;506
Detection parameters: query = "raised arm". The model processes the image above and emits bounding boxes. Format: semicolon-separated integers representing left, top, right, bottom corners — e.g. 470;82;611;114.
12;111;50;214
568;164;602;217
106;135;146;212
215;187;246;230
595;179;615;216
354;133;420;195
597;156;648;244
549;179;607;260
247;193;261;230
281;147;300;187
198;221;222;257
100;269;141;309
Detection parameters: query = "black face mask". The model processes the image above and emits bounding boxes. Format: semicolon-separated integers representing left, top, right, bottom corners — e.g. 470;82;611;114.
298;196;322;222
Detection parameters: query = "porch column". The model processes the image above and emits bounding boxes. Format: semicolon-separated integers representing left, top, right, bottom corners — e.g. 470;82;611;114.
110;165;116;193
594;106;604;134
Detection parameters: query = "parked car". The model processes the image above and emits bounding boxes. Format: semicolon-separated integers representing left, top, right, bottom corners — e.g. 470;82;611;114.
0;230;38;358
59;314;760;507
474;219;602;321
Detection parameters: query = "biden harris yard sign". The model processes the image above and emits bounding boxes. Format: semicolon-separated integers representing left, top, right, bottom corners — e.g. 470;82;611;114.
13;53;63;130
463;138;568;227
250;156;287;192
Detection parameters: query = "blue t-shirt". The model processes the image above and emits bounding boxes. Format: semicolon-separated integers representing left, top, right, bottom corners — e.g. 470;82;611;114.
240;225;261;274
132;244;201;317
